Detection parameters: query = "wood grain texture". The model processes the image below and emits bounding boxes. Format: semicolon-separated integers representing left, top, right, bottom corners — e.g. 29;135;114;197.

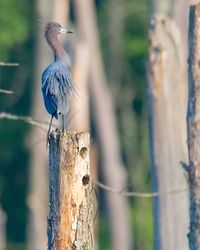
48;131;94;250
187;4;200;249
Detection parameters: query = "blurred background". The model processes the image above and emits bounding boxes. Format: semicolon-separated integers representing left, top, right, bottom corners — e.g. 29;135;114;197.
0;0;191;250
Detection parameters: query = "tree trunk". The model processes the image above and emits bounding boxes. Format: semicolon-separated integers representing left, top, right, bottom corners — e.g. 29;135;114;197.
48;131;94;250
69;41;90;132
52;0;69;24
27;1;51;249
148;10;188;250
107;0;124;89
73;1;132;250
152;0;175;16
187;4;200;249
27;1;69;249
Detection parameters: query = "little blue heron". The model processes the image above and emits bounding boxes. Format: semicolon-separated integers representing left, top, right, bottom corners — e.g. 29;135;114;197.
41;22;73;144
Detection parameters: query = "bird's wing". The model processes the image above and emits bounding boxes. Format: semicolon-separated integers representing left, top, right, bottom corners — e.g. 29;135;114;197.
41;65;58;118
41;63;73;116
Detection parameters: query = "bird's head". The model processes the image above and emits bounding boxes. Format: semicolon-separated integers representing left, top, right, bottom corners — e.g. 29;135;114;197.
45;22;73;38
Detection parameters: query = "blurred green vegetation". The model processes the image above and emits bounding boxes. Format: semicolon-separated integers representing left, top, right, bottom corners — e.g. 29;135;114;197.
0;0;31;60
0;0;152;249
0;0;35;248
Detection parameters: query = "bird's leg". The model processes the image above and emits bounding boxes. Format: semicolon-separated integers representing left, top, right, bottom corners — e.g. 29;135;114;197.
46;115;53;149
62;114;64;132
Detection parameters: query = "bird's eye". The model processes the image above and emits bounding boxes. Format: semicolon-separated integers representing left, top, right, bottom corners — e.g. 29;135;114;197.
58;28;68;34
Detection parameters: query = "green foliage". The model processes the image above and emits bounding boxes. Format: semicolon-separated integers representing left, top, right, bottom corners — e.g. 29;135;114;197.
99;215;112;250
0;0;35;247
0;120;29;242
7;243;25;250
131;199;153;250
0;0;29;60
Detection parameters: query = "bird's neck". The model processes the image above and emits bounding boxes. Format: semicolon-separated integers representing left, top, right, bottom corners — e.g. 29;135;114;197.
47;33;68;62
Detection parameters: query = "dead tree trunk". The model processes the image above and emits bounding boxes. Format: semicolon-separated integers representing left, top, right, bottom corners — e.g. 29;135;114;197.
187;4;200;249
27;1;69;249
148;6;189;250
73;1;132;249
27;1;51;249
48;131;94;250
69;41;90;132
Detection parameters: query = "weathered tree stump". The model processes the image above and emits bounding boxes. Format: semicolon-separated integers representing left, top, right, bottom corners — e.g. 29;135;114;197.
48;130;94;250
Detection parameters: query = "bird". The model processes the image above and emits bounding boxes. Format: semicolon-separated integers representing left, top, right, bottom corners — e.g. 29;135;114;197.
41;22;73;145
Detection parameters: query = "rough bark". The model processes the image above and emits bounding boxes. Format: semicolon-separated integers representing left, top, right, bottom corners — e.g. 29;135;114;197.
0;206;6;250
48;131;94;250
187;4;200;249
148;15;188;250
73;1;132;249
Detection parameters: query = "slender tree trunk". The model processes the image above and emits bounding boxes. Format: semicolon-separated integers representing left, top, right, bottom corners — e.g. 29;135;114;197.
27;1;69;249
52;0;69;24
73;1;132;249
27;1;51;249
187;4;200;249
69;41;90;132
69;39;101;245
151;0;175;16
148;1;189;249
48;131;94;250
107;0;124;88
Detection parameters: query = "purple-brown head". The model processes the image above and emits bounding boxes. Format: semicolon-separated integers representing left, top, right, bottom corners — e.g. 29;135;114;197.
44;22;73;60
45;22;73;36
45;22;72;41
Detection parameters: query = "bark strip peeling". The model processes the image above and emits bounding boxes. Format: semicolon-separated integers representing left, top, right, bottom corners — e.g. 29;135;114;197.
48;130;94;250
187;4;200;249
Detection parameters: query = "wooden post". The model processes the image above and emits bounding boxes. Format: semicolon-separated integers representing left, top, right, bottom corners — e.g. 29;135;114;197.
187;4;200;249
48;130;94;250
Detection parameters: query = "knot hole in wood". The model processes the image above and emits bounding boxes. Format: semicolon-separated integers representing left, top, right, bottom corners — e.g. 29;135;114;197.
82;175;90;186
80;147;88;159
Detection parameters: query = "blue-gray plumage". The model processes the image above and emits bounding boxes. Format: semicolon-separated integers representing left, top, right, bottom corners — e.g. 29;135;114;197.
42;61;72;119
41;22;73;141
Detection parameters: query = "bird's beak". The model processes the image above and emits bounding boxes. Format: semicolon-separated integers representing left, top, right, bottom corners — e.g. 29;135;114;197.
59;28;73;34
